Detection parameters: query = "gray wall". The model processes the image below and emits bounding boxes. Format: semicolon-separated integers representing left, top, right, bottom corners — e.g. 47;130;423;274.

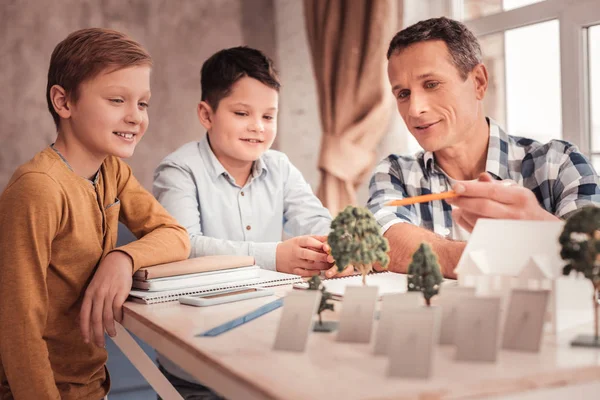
0;0;276;191
0;0;407;205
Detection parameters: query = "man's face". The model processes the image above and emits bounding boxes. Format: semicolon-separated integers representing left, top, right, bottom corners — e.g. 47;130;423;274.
387;40;484;153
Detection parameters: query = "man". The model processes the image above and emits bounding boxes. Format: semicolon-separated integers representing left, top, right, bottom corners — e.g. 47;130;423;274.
367;17;600;277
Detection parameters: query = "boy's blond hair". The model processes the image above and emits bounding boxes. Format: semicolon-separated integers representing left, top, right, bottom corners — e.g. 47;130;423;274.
46;28;152;128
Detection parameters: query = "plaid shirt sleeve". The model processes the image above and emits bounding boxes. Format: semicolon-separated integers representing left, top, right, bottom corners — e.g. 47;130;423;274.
551;143;600;218
518;139;600;219
367;155;420;234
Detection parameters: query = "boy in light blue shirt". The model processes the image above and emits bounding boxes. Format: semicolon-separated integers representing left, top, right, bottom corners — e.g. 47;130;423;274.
153;46;352;398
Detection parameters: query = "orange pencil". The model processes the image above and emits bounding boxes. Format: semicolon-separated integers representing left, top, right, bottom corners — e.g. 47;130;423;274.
385;190;458;207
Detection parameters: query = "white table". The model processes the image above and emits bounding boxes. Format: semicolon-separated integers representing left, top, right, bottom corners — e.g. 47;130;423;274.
119;285;600;400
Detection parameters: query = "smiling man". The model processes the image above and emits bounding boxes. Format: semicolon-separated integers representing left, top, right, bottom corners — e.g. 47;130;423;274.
367;17;600;277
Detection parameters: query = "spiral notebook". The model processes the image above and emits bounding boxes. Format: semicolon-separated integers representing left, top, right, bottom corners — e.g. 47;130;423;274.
128;269;303;304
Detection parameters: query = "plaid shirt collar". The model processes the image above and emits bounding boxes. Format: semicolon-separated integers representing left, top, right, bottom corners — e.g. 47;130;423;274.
422;118;511;180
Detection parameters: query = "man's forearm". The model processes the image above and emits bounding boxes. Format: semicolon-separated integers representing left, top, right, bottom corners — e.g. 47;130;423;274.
383;223;466;278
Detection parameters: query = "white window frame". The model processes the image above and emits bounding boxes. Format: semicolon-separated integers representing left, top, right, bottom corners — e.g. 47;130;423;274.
458;0;600;156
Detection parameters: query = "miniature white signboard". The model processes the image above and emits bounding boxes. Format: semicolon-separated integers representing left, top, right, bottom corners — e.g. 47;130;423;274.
387;307;441;379
455;296;502;362
502;289;550;352
273;291;321;352
438;286;476;345
337;286;379;343
551;274;594;332
476;275;513;326
374;292;423;355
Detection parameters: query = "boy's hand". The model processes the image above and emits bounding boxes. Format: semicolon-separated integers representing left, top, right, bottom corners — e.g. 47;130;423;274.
276;235;334;277
324;264;355;278
80;251;133;347
318;237;354;278
372;261;387;272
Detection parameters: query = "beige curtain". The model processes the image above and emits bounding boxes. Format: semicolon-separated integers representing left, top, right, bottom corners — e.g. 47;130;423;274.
304;0;397;216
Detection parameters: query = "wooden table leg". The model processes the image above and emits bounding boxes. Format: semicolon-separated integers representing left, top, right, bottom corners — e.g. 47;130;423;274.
110;322;184;400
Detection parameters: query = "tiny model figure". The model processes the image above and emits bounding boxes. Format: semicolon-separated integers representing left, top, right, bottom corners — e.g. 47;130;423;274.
307;275;336;332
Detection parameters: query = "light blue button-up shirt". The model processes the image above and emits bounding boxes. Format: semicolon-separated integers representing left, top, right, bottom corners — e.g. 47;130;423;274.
153;134;332;270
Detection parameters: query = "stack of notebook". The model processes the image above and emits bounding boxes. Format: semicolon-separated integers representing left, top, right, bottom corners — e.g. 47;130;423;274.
129;255;303;304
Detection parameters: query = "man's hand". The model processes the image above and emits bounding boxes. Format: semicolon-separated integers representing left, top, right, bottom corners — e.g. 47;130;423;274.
276;235;334;277
80;251;133;347
447;172;558;232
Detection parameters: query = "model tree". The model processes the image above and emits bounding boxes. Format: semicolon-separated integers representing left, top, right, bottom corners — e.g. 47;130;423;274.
559;206;600;343
328;206;390;285
307;275;335;326
407;242;443;306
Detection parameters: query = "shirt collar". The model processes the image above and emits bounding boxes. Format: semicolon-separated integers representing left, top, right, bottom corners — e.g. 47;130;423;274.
423;148;436;174
50;143;99;185
198;134;268;182
422;118;510;180
198;134;227;179
484;118;511;180
252;156;268;178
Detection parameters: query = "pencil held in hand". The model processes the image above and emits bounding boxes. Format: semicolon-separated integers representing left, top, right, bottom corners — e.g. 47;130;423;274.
385;190;458;207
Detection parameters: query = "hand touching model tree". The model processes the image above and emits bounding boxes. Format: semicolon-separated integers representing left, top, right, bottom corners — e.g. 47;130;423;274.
327;206;390;285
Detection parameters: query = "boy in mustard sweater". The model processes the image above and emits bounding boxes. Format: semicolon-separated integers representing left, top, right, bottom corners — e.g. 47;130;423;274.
0;28;191;399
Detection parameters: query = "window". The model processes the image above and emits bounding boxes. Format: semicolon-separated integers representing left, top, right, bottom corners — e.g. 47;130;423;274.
401;0;600;158
504;20;561;144
466;17;562;143
462;0;546;20
589;25;600;171
463;0;600;157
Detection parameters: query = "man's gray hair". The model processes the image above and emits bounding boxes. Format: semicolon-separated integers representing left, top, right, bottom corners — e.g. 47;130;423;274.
387;17;482;80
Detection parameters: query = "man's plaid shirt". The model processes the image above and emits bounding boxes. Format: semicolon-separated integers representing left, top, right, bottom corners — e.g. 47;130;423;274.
367;118;600;240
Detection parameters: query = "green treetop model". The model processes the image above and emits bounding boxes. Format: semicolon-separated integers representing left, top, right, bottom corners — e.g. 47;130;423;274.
407;242;443;306
327;206;390;285
559;206;600;341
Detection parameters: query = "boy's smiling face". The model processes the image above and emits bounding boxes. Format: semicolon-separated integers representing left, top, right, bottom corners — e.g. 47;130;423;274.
65;65;151;160
198;76;278;169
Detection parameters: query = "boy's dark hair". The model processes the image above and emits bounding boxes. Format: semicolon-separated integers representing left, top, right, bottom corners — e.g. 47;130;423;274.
200;46;280;110
47;28;152;129
387;17;482;80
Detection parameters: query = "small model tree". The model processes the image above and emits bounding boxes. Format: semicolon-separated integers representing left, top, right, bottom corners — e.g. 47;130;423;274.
559;206;600;341
307;275;335;326
407;242;444;306
328;206;390;285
